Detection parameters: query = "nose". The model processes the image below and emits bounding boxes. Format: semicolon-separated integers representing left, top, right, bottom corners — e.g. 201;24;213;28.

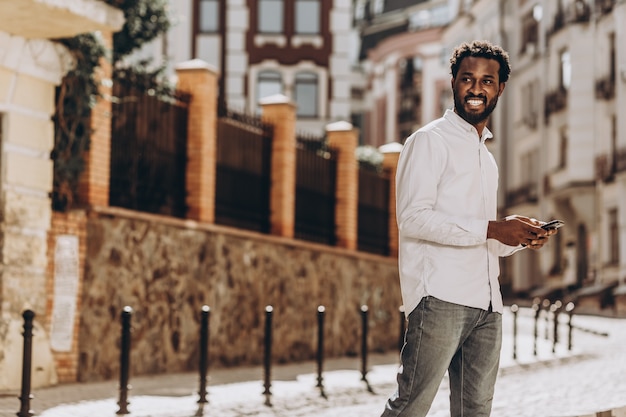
468;79;481;94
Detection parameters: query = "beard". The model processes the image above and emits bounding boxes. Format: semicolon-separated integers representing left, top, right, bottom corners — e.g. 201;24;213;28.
453;90;499;126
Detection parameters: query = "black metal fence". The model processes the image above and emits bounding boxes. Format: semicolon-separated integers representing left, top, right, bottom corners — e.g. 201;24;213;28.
109;81;190;218
108;87;388;253
358;164;390;255
215;108;273;233
295;134;337;245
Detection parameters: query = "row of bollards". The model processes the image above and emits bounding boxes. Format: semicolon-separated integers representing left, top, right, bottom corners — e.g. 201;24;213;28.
15;303;409;414
509;298;609;361
263;304;375;406
17;304;384;415
19;301;610;415
511;299;575;359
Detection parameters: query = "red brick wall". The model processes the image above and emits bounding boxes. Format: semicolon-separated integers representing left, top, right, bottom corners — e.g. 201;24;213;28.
77;31;112;208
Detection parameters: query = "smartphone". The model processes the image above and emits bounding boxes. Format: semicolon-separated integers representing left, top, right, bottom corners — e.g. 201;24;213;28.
541;219;565;230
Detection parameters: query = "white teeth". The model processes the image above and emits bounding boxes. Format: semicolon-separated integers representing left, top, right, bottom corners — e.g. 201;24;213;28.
467;99;483;106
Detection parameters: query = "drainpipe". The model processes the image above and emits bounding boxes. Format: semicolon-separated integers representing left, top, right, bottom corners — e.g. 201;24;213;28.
218;0;227;113
498;0;509;215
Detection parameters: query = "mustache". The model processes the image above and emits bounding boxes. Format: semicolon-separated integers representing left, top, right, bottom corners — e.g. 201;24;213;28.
465;94;486;101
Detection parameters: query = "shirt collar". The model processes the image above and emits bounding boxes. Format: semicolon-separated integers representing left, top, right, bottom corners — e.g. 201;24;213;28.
444;109;494;143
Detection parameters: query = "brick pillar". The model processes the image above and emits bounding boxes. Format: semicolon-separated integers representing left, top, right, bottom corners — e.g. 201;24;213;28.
260;94;296;237
77;30;113;207
175;59;218;223
380;142;403;257
327;121;358;250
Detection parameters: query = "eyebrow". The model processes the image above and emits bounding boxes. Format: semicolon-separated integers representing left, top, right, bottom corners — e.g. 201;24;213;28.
458;71;496;80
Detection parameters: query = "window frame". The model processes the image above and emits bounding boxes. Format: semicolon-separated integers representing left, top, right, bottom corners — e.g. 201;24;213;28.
258;0;285;34
294;72;319;118
295;0;321;35
257;70;284;109
197;0;220;33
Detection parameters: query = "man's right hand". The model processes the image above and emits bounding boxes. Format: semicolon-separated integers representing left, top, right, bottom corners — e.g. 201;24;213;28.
487;216;551;248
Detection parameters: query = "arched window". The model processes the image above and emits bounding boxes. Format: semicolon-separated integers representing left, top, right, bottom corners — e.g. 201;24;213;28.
257;70;283;104
294;72;318;117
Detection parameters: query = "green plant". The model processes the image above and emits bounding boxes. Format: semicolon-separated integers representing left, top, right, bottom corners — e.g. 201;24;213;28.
355;145;384;172
52;0;171;211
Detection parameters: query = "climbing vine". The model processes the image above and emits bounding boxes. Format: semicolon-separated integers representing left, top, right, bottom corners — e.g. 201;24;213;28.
52;0;171;211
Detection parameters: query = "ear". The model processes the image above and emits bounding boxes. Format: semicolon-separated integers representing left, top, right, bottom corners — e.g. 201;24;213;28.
498;82;506;96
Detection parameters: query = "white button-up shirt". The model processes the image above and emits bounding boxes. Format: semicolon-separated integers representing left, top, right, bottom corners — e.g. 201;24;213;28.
396;109;521;316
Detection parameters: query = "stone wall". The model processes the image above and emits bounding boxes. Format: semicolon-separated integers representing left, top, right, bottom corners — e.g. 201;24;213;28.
78;207;401;382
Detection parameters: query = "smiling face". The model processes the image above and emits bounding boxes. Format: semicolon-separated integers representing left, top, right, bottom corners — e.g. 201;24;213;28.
452;56;505;134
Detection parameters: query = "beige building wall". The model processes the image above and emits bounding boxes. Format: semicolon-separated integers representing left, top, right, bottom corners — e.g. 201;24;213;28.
0;0;123;391
0;35;70;390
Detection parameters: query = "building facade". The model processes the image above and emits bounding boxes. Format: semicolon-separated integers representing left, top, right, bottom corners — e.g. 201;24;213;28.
140;0;354;136
504;0;626;301
352;0;626;304
352;0;454;147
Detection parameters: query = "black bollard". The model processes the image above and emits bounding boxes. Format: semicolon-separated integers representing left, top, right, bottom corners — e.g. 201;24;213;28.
17;310;35;417
263;305;273;407
542;299;551;340
398;305;406;355
532;299;540;356
316;305;326;398
565;302;575;351
551;300;563;353
510;304;519;360
198;305;210;404
117;306;133;415
360;305;373;392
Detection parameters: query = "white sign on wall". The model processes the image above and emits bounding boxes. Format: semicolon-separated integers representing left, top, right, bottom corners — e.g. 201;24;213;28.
50;234;80;352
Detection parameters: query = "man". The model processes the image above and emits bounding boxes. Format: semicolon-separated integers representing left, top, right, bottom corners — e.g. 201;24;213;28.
380;40;557;417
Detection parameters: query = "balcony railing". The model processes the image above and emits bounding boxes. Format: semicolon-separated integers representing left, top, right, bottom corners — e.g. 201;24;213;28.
617;148;626;174
595;76;616;100
523;112;539;130
549;1;591;36
595;0;616;15
544;87;568;123
597;148;626;181
595;154;614;182
506;183;539;207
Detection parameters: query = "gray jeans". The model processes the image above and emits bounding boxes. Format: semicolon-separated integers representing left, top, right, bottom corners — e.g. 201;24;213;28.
381;296;502;417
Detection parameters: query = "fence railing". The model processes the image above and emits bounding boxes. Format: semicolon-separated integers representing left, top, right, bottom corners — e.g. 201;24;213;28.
109;80;390;255
109;81;190;218
215;109;273;233
358;164;390;255
295;134;337;245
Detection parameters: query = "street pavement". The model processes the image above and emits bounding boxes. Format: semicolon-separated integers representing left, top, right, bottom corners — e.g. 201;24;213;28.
1;307;625;417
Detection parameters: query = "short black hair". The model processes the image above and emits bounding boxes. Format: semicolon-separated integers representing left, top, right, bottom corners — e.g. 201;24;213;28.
450;40;511;83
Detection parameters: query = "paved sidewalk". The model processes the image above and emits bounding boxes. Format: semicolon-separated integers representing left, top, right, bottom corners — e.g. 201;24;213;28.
1;308;624;417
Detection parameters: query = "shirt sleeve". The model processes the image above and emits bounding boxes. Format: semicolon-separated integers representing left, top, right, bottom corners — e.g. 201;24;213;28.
396;130;488;247
489;240;526;257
